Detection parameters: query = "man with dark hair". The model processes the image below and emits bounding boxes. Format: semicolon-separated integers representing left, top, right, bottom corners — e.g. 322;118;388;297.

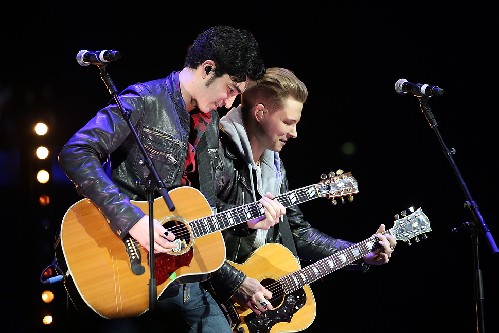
58;26;285;333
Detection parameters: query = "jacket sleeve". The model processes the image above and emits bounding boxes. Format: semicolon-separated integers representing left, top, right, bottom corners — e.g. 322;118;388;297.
205;261;247;302
58;85;146;238
281;165;369;272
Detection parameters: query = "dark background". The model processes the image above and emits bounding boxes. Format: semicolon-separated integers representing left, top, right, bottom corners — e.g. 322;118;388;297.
2;2;498;333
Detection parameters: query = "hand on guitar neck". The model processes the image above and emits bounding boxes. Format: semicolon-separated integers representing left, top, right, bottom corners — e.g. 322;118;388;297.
246;192;286;231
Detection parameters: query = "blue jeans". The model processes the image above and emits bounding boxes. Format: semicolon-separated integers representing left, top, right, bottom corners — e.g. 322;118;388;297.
143;281;233;333
64;282;232;333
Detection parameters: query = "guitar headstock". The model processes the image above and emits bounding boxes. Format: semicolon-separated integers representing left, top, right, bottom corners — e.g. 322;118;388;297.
390;207;432;245
317;170;359;205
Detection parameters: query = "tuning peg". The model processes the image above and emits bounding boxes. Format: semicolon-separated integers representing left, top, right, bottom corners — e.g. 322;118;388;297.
421;234;428;240
336;169;344;175
328;171;336;178
414;237;420;242
406;240;412;246
331;198;338;205
320;173;328;180
341;197;345;204
394;213;400;220
348;195;354;202
401;210;407;217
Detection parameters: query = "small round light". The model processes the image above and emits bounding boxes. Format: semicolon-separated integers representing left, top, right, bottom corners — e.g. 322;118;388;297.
42;315;53;325
39;194;50;206
37;170;50;184
42;290;55;303
36;146;49;159
34;122;49;136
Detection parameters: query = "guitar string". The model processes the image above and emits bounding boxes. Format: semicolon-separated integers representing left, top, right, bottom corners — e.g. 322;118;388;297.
261;238;376;303
130;178;360;260
131;202;266;251
130;177;356;250
252;214;429;305
132;185;316;247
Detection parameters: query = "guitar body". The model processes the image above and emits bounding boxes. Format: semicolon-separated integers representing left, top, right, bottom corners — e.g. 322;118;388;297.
58;186;225;319
228;243;316;333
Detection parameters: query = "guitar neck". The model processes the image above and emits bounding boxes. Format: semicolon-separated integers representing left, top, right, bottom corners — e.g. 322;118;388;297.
277;207;432;293
190;184;321;239
278;232;387;294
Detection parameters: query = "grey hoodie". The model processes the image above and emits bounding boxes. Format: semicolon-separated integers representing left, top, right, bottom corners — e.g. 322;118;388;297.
220;105;283;246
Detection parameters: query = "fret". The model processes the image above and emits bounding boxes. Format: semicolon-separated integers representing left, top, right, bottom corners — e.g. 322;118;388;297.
190;218;202;238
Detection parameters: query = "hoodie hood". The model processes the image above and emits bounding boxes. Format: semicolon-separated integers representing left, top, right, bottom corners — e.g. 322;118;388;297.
220;106;283;198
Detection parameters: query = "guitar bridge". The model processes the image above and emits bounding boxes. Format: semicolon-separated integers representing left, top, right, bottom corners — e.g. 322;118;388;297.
124;236;145;275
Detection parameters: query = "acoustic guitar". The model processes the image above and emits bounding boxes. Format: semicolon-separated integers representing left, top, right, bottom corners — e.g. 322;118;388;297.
224;207;432;333
57;170;358;319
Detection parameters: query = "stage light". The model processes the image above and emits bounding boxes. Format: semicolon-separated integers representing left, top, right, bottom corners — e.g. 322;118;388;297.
42;314;53;325
39;194;50;206
42;290;55;303
34;122;49;136
37;170;50;184
36;146;49;160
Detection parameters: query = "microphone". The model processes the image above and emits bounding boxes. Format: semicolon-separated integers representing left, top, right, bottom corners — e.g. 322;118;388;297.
76;50;121;66
42;275;63;284
395;78;444;97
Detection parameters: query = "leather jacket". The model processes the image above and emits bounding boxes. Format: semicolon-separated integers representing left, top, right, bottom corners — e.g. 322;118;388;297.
206;127;368;302
58;71;243;290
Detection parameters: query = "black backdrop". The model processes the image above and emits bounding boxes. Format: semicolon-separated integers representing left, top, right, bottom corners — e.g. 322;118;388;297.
3;2;498;333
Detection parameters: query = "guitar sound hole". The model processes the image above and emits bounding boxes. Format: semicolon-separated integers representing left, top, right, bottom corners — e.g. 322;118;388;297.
163;219;192;255
260;278;283;308
153;218;195;285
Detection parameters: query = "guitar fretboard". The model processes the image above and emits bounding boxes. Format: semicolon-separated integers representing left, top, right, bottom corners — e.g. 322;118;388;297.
279;234;382;294
189;184;321;239
188;173;357;239
277;207;431;293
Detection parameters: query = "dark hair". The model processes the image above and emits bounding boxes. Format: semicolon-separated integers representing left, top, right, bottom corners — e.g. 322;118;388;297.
184;25;265;82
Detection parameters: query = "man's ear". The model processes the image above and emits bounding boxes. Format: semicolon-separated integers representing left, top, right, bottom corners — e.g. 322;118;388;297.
254;104;265;121
202;60;216;76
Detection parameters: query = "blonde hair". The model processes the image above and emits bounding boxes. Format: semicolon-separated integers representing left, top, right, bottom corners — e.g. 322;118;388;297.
241;67;308;116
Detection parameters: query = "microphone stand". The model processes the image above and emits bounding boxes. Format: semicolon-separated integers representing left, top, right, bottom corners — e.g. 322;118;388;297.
417;96;498;333
95;63;176;314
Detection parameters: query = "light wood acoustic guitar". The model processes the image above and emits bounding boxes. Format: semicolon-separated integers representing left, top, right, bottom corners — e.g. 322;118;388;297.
57;170;358;319
224;207;432;333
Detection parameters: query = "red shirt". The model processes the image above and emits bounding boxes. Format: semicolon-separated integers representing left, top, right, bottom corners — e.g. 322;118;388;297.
181;111;212;186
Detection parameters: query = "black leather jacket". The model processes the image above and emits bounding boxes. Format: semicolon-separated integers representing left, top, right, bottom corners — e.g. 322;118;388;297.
206;128;368;302
58;71;243;290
